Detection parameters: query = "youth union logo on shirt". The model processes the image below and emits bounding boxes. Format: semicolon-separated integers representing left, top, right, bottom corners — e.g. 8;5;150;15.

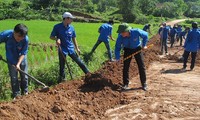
68;32;72;35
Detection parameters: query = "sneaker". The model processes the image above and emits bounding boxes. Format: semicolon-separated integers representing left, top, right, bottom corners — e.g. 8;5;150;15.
165;52;169;55
142;83;148;91
129;81;132;85
122;84;130;90
181;67;186;72
110;59;116;62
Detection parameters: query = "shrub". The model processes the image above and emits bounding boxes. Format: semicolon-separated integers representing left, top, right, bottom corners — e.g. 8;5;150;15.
134;15;148;24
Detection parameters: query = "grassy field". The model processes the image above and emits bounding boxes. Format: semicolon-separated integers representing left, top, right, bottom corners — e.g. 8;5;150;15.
0;19;144;69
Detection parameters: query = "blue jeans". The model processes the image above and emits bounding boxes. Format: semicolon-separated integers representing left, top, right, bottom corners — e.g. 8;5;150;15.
58;51;89;82
91;40;112;60
8;58;28;98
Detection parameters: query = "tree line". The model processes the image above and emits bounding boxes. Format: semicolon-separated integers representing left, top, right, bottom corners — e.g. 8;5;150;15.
0;0;200;23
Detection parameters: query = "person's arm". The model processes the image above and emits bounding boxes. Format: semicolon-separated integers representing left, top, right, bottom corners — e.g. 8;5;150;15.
183;32;190;48
109;35;115;41
115;35;122;61
109;26;115;41
50;36;61;45
50;25;61;45
17;36;29;70
16;55;25;70
138;29;148;48
72;37;80;55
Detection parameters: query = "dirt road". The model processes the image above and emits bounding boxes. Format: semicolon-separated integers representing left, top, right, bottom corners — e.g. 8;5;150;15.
105;60;200;120
0;19;199;120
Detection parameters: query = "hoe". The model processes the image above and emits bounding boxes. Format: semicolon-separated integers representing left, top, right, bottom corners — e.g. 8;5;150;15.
0;55;49;92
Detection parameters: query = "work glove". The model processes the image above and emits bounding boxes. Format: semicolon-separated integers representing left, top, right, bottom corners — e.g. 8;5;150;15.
0;55;2;60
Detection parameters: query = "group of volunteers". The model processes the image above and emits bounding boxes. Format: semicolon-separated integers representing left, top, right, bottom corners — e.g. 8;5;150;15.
158;21;200;71
0;12;199;100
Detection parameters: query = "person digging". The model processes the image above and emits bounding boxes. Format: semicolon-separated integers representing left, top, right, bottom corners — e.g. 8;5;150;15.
115;23;148;91
0;24;29;100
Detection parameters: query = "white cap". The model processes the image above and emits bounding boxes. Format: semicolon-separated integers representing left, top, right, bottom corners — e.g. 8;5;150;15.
62;12;75;19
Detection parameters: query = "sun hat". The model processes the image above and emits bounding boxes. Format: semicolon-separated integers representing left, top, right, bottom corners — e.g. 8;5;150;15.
117;23;132;33
62;12;75;19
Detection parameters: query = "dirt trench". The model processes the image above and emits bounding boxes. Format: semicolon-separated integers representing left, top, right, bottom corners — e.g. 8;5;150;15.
0;20;200;120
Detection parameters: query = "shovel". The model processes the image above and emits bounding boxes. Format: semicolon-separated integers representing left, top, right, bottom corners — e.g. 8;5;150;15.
0;55;49;92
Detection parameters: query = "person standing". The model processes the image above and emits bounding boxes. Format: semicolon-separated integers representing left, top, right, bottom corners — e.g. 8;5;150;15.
115;23;148;91
90;20;115;61
182;22;200;71
0;24;29;99
169;25;178;48
179;27;190;46
143;24;152;35
176;25;182;42
159;22;170;55
50;12;90;83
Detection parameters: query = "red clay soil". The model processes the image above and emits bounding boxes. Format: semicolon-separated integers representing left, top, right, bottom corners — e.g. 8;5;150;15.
0;34;199;120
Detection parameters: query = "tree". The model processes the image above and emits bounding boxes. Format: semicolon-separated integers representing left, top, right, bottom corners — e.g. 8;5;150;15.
118;0;140;22
139;0;158;15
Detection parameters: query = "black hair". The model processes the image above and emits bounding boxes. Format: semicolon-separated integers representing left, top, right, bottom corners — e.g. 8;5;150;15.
14;23;28;36
108;20;114;25
192;22;198;28
63;17;71;20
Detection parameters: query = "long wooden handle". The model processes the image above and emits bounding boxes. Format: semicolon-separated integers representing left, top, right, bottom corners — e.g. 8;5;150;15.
123;44;154;61
0;58;47;87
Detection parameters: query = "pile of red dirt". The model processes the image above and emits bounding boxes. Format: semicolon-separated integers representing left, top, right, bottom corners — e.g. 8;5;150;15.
0;33;199;119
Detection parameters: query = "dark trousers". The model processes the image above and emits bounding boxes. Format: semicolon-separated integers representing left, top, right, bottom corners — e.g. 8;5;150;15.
123;47;146;86
161;38;168;53
183;50;197;70
170;35;175;47
91;40;112;60
179;36;183;46
58;51;89;82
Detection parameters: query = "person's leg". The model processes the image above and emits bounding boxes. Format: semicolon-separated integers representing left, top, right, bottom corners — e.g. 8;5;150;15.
183;50;190;69
123;48;133;86
161;38;164;54
19;58;28;95
170;36;175;48
58;51;66;83
69;53;89;74
134;47;147;90
8;64;20;98
91;40;102;53
180;36;183;46
104;41;112;60
190;52;197;70
164;38;168;54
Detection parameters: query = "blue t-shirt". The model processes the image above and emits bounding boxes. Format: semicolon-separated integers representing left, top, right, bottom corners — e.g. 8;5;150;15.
115;29;148;60
50;23;76;55
184;28;200;52
160;26;170;40
177;26;182;36
170;27;178;37
98;23;113;43
0;30;29;65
